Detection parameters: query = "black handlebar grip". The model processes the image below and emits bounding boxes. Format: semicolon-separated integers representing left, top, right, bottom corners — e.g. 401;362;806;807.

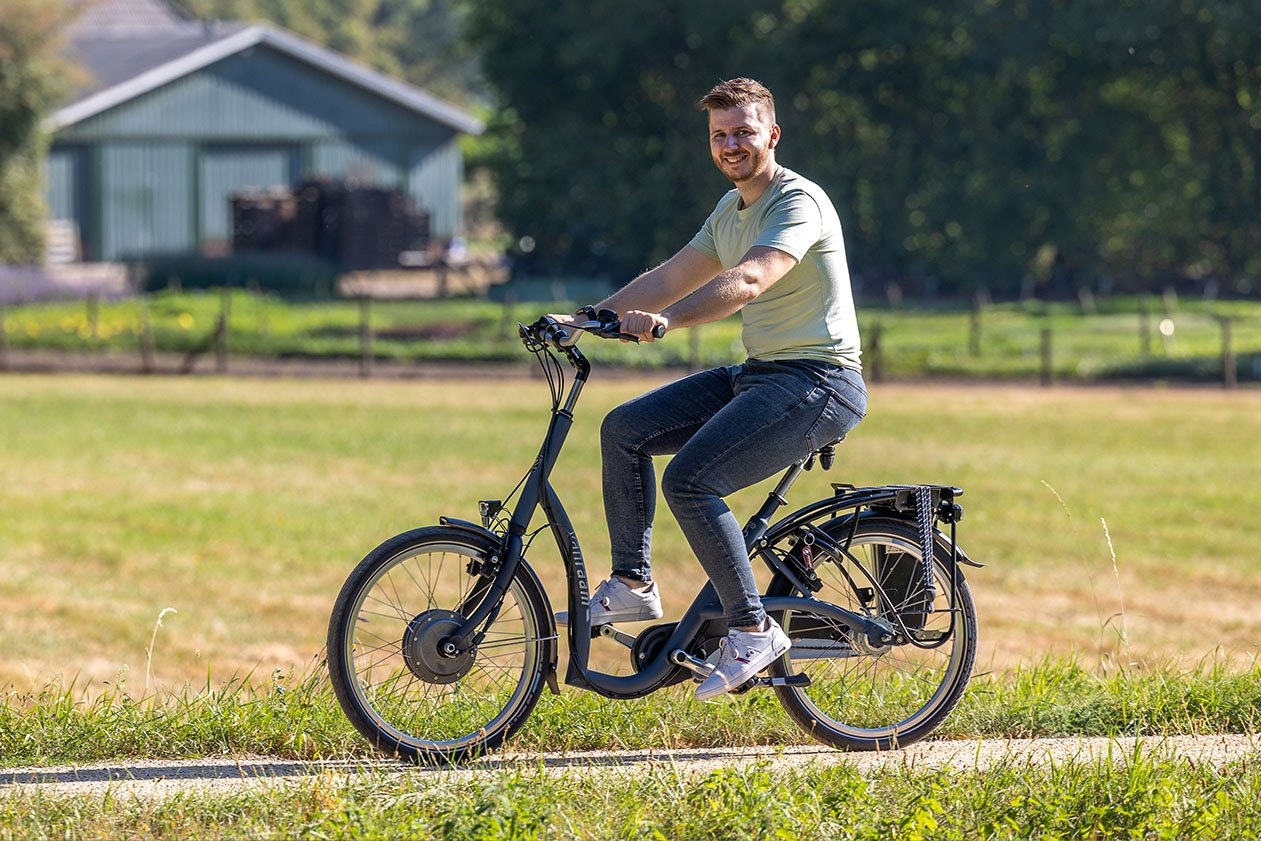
651;325;666;339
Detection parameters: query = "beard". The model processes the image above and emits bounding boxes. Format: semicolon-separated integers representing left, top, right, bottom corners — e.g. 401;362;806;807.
715;145;772;184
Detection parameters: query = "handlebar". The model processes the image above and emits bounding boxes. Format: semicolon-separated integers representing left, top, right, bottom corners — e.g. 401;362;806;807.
523;311;665;348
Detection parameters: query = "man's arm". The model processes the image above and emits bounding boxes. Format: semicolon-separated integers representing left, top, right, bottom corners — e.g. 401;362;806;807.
596;245;722;315
620;245;798;341
546;246;720;344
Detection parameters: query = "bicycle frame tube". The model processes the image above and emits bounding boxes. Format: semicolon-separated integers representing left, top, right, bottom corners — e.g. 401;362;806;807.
445;364;586;651
447;336;903;699
543;465;893;699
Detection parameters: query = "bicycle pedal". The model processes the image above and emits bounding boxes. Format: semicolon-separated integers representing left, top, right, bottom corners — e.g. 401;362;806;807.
745;673;812;690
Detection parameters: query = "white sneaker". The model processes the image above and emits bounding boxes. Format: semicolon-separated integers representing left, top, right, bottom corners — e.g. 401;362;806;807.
554;578;663;627
694;618;791;700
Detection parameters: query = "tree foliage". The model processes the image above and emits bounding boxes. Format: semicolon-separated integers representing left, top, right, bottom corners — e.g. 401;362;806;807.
19;0;1258;295
0;0;70;264
467;0;1261;298
173;0;487;104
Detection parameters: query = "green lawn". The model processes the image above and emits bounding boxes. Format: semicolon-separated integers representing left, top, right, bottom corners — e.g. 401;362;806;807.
2;372;1259;694
4;290;1261;381
3;747;1260;840
3;371;1260;837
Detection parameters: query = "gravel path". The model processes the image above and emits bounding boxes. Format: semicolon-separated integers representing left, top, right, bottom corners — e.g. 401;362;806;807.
3;734;1256;799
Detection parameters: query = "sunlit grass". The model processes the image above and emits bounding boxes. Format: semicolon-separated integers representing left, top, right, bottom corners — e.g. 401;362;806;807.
6;751;1260;840
1;657;1259;767
1;374;1259;692
4;291;1259;379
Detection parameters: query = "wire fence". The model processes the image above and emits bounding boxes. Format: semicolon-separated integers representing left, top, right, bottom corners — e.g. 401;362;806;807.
1;286;1258;388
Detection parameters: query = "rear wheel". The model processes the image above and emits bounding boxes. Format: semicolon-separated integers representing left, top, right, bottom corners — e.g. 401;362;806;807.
327;526;551;763
767;517;977;750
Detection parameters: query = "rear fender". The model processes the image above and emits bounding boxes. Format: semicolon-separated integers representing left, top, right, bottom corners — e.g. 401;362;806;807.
766;509;983;568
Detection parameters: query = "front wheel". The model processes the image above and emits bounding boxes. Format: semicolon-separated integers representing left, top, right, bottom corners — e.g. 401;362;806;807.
327;526;552;763
767;517;978;750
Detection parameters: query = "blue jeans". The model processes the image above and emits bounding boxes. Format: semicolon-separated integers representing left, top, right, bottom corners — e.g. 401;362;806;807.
600;358;867;628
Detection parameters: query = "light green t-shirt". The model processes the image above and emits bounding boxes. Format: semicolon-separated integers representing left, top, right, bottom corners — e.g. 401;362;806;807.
688;167;862;370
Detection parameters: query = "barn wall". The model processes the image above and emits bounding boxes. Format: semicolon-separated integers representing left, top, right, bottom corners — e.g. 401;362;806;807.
52;45;469;257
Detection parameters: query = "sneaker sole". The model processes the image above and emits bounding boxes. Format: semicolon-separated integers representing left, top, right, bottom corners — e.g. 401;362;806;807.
694;636;791;701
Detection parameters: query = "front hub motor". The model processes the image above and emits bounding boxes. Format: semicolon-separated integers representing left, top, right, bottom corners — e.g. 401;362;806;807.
401;609;474;684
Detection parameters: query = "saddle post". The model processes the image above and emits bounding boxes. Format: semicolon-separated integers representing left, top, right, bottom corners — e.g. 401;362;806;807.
741;442;835;549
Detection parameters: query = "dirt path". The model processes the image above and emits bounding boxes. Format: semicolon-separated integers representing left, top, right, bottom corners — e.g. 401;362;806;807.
3;734;1256;799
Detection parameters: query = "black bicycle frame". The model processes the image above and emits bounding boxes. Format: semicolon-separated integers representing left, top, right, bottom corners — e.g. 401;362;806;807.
445;336;951;701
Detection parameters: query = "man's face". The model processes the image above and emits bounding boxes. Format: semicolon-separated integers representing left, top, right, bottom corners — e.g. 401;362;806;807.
708;102;780;185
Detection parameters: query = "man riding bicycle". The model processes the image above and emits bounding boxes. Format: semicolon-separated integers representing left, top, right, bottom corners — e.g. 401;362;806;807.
553;77;866;700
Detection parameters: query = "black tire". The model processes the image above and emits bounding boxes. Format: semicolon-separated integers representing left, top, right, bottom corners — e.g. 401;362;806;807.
327;526;551;763
767;517;977;750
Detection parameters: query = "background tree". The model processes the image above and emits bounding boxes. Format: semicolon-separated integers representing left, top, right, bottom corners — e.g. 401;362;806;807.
466;0;781;279
0;0;70;264
467;0;1261;298
1079;0;1261;292
174;0;487;104
135;0;1261;297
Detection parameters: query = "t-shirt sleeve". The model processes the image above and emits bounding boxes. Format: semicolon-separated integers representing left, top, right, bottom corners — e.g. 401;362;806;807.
688;209;720;261
755;190;822;261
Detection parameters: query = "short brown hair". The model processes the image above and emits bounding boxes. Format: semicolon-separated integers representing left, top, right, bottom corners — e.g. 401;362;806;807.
698;77;776;122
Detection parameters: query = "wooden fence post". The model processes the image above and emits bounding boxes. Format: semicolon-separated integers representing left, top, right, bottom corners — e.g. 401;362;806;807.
215;287;231;374
1139;294;1152;355
1040;326;1054;386
1219;316;1236;390
868;321;883;383
968;293;983;357
0;303;8;371
139;302;155;374
359;295;374;378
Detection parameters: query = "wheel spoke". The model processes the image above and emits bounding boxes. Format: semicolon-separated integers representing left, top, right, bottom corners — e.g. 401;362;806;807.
770;521;976;750
330;535;546;761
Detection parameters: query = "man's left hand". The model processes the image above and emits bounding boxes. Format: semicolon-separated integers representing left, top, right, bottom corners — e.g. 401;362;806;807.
621;310;668;342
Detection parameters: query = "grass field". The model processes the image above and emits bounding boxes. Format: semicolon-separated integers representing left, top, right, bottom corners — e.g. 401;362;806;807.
4;752;1260;839
3;371;1260;837
3;372;1260;694
4;290;1261;381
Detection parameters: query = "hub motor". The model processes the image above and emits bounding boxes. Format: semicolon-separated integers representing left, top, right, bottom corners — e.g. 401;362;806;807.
402;609;475;684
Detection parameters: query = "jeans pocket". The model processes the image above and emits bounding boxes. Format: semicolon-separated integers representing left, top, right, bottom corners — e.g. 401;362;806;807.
805;391;865;453
824;370;868;420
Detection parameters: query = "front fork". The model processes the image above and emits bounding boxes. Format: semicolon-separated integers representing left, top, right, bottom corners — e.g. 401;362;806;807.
443;528;527;653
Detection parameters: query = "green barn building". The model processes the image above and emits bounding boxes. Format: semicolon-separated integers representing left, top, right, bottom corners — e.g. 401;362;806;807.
47;0;483;264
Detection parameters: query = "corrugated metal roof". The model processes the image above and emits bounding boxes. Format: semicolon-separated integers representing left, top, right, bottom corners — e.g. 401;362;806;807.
69;23;250;97
65;0;187;36
54;0;484;135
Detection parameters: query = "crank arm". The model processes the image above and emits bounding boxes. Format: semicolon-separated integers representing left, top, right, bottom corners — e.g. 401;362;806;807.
598;624;637;649
554;615;638;647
